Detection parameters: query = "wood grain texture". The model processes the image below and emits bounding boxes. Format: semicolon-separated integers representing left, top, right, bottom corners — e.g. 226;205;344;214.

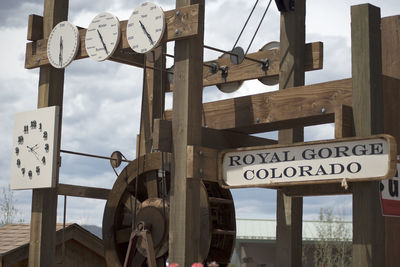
169;0;204;265
153;119;277;152
27;14;43;41
276;1;305;266
334;105;354;138
24;5;199;69
165;79;352;134
381;15;400;267
57;184;110;199
29;1;68;266
351;4;385;267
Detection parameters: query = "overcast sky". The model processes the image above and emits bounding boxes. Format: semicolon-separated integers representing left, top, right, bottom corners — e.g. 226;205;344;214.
1;0;399;226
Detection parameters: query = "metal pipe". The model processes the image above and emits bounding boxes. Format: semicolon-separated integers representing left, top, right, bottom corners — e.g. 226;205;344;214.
60;149;132;163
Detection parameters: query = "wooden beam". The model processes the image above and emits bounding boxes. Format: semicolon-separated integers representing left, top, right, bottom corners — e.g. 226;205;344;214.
28;0;68;266
334;105;354;138
276;1;305;266
57;184;110;199
153;119;277;152
282;183;352;197
381;15;400;267
24;4;200;69
165;78;352;133
169;0;204;264
27;14;44;41
202;42;322;88
351;4;385;267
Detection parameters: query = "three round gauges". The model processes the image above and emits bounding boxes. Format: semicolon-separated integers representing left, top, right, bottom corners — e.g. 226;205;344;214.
47;2;166;68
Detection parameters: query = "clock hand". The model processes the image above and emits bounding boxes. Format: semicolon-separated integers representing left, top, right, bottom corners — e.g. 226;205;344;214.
59;36;63;67
97;29;109;55
139;20;154;45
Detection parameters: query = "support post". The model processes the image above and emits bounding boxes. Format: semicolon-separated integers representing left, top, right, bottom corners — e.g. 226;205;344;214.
169;0;204;265
275;0;305;266
28;0;68;266
351;4;384;267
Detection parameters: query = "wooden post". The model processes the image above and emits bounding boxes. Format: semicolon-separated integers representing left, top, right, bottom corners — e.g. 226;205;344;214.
28;1;68;266
275;0;305;266
382;15;400;267
351;4;384;267
169;0;204;265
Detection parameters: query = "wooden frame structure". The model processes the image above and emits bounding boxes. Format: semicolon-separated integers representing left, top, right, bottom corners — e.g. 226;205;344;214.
24;0;400;266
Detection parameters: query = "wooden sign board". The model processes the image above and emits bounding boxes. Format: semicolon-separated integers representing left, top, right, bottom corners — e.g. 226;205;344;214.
380;157;400;216
218;135;397;189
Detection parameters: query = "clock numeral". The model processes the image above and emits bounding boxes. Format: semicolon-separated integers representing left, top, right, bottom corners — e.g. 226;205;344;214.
15;147;19;155
28;170;33;179
18;136;24;144
45;144;49;152
141;2;148;6
128;36;134;40
60;23;65;27
155;28;162;32
141;48;147;53
132;11;139;15
31;120;37;129
141;14;148;18
155;15;162;20
43;131;48;140
128;23;134;27
21;168;25;175
39;123;42;131
150;6;156;10
24;125;29;134
42;156;46;165
17;159;21;167
36;166;40;175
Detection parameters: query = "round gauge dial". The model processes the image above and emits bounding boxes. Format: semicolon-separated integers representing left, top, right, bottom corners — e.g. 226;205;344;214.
47;21;80;68
85;12;121;61
126;2;166;54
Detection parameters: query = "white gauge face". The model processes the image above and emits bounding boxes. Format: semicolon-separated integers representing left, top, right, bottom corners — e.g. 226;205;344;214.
127;2;166;54
85;12;121;61
47;21;80;68
10;106;60;190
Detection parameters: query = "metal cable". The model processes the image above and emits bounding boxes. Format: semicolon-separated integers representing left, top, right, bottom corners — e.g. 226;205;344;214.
245;0;273;55
232;0;260;50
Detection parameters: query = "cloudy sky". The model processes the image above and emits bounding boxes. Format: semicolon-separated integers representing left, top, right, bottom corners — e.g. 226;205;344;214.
1;0;399;226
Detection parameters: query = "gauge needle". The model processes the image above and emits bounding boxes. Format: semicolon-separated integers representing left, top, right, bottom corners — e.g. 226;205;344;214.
59;36;63;67
27;145;42;163
139;20;154;45
97;29;109;55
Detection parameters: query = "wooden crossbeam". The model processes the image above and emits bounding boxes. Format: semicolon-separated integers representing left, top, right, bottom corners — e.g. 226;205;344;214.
57;183;110;199
202;42;322;87
165;78;353;134
25;4;200;69
153;119;277;152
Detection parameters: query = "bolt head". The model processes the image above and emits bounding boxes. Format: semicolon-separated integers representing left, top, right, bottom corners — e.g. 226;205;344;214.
175;29;179;35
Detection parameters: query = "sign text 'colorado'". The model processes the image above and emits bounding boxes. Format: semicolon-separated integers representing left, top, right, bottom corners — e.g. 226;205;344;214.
219;135;397;188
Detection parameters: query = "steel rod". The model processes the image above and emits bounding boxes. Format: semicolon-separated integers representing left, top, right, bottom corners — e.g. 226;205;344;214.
203;44;267;65
60;149;132;163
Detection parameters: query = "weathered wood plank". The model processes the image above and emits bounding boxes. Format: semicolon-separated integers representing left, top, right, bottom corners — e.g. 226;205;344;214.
169;0;204;264
276;1;305;266
25;4;200;69
334;105;354;138
202;42;322;87
57;184;110;199
29;0;68;266
282;183;352;197
153;119;277;152
351;4;385;267
381;15;400;267
165;78;352;134
27;14;44;41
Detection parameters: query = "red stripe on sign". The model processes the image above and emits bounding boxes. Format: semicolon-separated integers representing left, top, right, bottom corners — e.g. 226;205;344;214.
381;198;400;217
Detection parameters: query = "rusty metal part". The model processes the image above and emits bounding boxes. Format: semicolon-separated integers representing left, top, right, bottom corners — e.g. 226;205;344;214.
102;152;236;266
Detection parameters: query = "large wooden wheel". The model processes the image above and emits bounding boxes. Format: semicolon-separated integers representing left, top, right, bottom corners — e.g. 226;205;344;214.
103;152;236;266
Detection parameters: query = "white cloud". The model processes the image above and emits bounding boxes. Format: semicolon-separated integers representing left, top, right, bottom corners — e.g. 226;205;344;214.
1;0;399;228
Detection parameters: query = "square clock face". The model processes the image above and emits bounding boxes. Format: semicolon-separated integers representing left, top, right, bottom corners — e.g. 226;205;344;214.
10;106;60;190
